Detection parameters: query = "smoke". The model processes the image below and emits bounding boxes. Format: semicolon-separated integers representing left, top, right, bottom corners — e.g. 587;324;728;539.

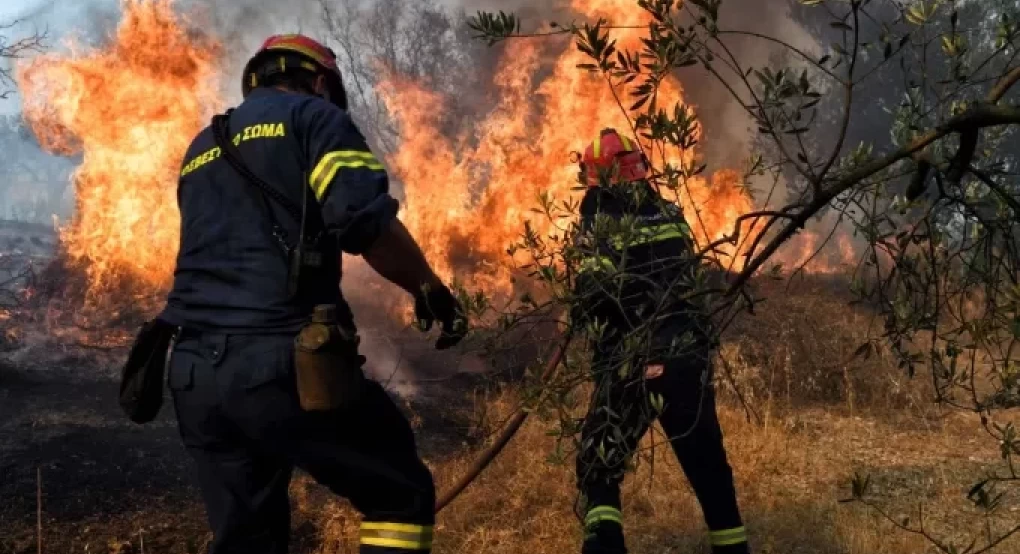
0;117;75;223
441;0;576;20
176;0;329;103
682;0;821;169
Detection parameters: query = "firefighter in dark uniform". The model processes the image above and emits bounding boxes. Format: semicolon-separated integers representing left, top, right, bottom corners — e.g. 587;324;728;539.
570;129;749;554
159;34;466;554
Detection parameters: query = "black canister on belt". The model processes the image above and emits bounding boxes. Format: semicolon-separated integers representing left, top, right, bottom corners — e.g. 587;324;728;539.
294;304;365;411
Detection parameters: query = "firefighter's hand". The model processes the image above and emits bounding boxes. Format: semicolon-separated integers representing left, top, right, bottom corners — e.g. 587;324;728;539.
414;284;468;350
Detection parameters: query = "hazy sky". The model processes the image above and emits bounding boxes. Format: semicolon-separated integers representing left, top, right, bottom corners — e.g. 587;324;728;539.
0;0;45;21
0;0;110;114
0;0;108;33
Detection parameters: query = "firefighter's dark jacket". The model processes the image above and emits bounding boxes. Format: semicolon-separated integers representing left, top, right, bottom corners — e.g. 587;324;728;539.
572;181;709;363
160;87;398;333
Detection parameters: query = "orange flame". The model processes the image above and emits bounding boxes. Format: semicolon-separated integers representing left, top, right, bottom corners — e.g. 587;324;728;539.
16;0;222;303
383;0;757;295
779;228;859;275
13;0;856;320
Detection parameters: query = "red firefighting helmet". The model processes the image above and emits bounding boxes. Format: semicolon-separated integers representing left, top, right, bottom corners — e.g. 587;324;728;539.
580;128;648;187
242;34;348;110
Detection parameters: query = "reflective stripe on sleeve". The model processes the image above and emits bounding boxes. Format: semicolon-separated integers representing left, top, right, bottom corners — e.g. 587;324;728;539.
709;526;747;546
360;521;434;551
309;150;385;201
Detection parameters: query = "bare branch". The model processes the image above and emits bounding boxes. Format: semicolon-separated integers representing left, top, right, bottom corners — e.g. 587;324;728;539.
816;3;862;183
0;18;46;98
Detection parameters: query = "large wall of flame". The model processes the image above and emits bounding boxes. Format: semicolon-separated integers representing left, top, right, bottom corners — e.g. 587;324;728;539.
16;0;222;298
11;0;853;313
381;0;755;294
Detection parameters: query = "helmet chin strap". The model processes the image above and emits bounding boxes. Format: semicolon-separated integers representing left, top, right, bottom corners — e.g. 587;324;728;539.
314;74;328;103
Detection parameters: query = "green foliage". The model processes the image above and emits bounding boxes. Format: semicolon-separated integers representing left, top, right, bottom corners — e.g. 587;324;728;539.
466;10;521;46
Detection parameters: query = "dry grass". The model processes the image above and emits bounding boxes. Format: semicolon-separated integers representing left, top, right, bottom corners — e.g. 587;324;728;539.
721;277;933;414
299;276;1016;554
304;387;1010;554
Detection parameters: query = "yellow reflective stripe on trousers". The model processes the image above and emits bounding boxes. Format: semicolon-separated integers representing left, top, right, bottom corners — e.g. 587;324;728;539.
610;222;691;250
584;505;622;527
709;526;747;546
309;150;385;201
360;522;433;550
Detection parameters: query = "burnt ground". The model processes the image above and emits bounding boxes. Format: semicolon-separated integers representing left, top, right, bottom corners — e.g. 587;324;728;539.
0;363;213;554
0;333;495;554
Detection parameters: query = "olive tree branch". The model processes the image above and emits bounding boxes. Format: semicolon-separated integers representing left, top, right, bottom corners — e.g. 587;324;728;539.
716;29;842;82
966;165;1020;216
817;2;862;183
726;103;1020;296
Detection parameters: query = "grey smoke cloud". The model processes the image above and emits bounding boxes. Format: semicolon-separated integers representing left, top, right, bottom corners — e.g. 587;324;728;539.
683;0;820;169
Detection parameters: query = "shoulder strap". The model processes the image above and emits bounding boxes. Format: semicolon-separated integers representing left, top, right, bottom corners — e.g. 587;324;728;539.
210;110;309;254
211;111;304;219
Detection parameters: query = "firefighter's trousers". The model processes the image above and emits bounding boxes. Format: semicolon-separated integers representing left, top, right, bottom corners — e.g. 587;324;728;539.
576;347;747;554
168;331;435;554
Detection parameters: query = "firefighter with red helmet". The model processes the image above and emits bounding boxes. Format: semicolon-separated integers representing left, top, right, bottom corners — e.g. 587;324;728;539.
570;128;749;554
161;34;465;554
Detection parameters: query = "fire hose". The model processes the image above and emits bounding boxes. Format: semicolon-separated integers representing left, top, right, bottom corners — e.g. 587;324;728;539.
434;333;572;513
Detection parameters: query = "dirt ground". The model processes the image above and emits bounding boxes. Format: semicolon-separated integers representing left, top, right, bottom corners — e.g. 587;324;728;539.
1;272;1017;554
0;330;484;554
2;355;1017;554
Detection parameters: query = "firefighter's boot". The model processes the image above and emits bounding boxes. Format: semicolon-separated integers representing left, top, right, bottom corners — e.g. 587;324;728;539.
581;506;626;554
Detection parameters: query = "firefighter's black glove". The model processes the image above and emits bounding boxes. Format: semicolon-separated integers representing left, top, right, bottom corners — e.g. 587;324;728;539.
414;284;468;350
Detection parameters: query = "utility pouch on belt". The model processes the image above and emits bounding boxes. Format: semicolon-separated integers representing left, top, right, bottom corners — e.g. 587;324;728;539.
294;304;366;411
118;319;179;424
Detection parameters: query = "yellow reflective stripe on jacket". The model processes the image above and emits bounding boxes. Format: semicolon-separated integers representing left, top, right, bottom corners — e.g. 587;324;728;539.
709;526;747;546
584;505;622;527
610;222;691;250
309;150;385;201
360;522;433;550
579;255;615;274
